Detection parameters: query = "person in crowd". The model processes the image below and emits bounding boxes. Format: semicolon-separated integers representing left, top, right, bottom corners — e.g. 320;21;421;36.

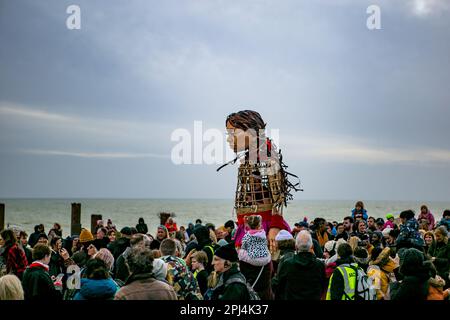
326;242;358;300
179;226;190;243
0;274;24;300
437;210;450;231
424;231;435;255
367;216;377;232
160;238;203;300
396;210;425;251
375;218;385;232
334;223;347;241
108;227;132;261
390;248;430;300
238;215;273;300
0;229;28;279
94;248;115;276
191;251;208;296
272;230;296;275
114;247;177;300
427;226;450;288
224;220;235;243
49;223;63;238
210;243;250;300
28;224;44;248
370;231;384;250
18;231;32;265
136;217;148;234
107;230;117;243
353;246;370;273
115;234;146;283
149;225;169;250
74;258;119;300
367;247;399;300
195;219;202;225
185;225;215;273
186;223;195;238
48;236;64;278
384;213;395;230
343;216;354;239
351;201;368;222
351;220;370;244
36;233;49;247
165;218;178;233
93;227;110;250
425;261;447;300
312;218;333;250
418;205;435;231
273;230;326;300
78;228;95;254
22;244;61;300
215;226;229;242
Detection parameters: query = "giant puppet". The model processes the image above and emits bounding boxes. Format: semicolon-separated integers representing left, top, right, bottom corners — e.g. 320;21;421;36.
218;110;302;253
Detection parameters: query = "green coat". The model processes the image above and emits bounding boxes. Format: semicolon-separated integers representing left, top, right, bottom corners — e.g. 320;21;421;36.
428;240;450;283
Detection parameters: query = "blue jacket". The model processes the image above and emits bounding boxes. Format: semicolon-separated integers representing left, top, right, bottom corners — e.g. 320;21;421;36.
74;278;119;300
351;209;368;221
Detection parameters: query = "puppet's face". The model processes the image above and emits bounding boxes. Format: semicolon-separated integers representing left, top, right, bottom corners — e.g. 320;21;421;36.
226;121;258;152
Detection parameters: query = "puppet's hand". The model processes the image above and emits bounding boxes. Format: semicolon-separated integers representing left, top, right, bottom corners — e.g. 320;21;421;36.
268;227;280;254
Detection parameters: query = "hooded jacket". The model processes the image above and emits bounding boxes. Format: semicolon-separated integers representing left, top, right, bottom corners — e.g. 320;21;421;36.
274;252;326;300
74;278;119;300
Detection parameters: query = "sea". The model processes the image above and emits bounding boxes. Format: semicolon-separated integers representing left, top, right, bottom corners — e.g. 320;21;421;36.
1;199;449;236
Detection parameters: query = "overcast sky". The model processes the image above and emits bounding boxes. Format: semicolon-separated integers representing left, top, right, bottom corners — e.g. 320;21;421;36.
1;0;450;201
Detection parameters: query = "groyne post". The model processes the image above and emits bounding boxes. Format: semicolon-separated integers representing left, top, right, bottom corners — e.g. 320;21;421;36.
0;203;4;231
71;203;81;236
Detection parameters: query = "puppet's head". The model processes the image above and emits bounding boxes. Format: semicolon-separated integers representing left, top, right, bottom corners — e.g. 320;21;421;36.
225;110;266;153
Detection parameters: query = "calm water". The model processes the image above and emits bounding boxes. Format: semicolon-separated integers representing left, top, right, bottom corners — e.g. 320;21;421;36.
2;199;450;236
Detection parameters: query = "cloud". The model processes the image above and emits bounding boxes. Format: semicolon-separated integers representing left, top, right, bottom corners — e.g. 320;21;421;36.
281;132;450;166
20;149;169;159
410;0;450;16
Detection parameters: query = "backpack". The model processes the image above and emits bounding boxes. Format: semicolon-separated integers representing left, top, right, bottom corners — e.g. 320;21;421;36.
225;277;260;300
349;265;377;300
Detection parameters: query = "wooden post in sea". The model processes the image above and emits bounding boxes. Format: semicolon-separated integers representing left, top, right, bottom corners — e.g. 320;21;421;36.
91;214;102;235
71;203;82;236
0;203;5;231
159;212;171;226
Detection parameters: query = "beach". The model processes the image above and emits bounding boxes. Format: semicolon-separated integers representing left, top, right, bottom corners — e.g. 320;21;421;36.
2;198;450;236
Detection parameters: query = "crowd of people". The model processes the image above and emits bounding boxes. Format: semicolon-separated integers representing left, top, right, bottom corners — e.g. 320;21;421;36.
0;201;449;301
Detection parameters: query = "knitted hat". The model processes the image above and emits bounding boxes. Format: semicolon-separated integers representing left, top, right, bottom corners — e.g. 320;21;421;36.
214;243;238;262
94;248;115;271
79;228;94;243
275;230;294;241
324;240;337;253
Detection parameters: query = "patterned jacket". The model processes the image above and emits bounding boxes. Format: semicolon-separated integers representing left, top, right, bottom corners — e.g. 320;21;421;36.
161;255;203;300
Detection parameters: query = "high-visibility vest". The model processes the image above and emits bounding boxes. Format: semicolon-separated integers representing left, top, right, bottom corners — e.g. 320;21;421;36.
326;263;357;300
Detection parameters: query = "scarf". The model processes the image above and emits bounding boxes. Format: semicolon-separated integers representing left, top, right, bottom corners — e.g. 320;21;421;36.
316;231;329;248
